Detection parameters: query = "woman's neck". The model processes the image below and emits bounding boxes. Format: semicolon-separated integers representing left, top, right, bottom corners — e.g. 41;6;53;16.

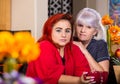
81;40;91;48
58;47;64;58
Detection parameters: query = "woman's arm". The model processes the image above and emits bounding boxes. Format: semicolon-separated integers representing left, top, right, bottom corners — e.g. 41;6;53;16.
58;73;95;84
83;49;109;72
73;41;109;72
58;75;81;84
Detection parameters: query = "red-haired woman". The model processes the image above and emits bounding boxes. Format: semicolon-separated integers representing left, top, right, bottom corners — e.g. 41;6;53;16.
26;13;95;84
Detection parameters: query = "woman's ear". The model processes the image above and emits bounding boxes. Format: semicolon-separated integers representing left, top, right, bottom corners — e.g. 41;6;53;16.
94;30;98;36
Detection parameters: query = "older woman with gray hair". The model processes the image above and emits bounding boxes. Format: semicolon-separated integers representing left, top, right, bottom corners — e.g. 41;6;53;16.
73;8;110;83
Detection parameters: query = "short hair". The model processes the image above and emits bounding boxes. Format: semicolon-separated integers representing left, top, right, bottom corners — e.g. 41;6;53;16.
75;8;106;41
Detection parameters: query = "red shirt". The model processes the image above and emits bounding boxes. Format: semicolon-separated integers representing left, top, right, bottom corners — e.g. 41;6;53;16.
26;40;90;84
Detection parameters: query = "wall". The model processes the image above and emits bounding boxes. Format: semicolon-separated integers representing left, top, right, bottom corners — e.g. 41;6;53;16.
11;0;48;40
11;0;108;40
35;0;48;40
73;0;87;19
11;0;35;35
96;0;109;16
87;0;96;10
73;0;108;18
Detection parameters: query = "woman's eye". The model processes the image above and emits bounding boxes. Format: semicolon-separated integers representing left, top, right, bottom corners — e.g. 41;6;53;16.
78;24;83;27
56;29;61;32
87;26;92;29
66;29;71;33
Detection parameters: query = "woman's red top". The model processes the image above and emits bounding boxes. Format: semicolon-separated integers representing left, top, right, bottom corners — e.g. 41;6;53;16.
26;40;90;84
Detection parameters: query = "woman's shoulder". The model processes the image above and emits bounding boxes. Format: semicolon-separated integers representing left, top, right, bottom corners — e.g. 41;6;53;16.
70;43;83;52
39;40;56;50
71;42;79;49
88;39;107;50
39;40;52;45
65;42;80;52
91;39;108;52
92;39;107;45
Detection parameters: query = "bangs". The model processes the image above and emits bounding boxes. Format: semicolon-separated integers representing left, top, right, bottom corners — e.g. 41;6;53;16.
76;10;99;28
77;16;97;28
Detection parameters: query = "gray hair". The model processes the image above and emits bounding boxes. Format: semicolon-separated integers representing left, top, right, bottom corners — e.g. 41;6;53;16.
75;8;106;41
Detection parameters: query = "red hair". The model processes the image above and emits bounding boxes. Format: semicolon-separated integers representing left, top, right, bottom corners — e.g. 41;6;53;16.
38;13;74;43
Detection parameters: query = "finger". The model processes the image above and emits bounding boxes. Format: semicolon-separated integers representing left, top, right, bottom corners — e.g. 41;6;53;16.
89;78;96;84
85;76;95;80
91;81;96;84
83;72;88;75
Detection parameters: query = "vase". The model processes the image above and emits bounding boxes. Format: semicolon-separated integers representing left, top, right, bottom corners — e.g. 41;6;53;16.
3;57;18;73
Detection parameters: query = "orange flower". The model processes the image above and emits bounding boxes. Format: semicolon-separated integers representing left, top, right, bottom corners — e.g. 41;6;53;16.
18;43;40;63
102;14;120;44
109;25;120;35
108;25;120;44
102;14;114;25
0;31;40;63
0;31;15;60
111;35;120;44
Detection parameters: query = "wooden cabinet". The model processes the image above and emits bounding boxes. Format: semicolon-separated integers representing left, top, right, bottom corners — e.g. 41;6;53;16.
113;65;120;84
0;0;11;30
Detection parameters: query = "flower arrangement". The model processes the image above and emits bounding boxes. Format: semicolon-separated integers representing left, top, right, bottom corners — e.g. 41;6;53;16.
0;31;40;63
102;14;120;65
0;31;41;83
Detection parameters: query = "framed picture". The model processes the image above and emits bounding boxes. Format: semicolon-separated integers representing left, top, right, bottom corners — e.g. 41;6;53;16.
109;0;120;26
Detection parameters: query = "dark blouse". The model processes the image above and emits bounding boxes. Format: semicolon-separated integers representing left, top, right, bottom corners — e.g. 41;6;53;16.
86;39;110;62
61;57;65;65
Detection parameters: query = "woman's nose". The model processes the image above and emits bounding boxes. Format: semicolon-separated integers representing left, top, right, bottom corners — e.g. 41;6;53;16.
81;27;86;32
62;31;66;37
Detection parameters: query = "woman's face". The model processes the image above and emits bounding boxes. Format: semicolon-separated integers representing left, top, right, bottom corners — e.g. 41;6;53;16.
76;23;97;42
52;19;72;47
